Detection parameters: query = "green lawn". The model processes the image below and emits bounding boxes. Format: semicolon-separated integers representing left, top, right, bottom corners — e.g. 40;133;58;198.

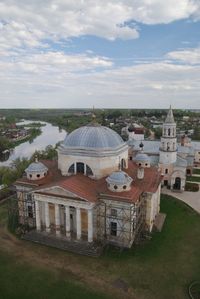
187;175;200;182
0;195;200;299
193;168;200;175
0;251;111;299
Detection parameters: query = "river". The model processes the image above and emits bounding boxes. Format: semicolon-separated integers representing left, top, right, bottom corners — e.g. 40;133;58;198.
0;120;66;167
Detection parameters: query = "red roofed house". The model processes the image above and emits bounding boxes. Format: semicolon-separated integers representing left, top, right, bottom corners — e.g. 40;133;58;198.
15;122;162;255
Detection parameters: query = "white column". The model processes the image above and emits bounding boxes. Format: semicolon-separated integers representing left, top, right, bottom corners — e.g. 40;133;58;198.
88;209;93;243
45;202;50;233
55;203;61;236
76;208;81;240
65;206;71;238
35;200;41;231
84;163;87;175
74;163;77;174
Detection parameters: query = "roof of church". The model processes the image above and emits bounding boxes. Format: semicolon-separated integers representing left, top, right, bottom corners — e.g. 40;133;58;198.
25;161;48;173
25;161;162;204
62;123;125;149
165;106;175;123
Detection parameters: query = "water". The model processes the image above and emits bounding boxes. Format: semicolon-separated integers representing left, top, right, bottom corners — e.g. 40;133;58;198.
0;120;66;167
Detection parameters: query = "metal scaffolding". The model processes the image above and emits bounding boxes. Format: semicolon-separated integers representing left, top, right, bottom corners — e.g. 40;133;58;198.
7;191;36;234
96;195;146;248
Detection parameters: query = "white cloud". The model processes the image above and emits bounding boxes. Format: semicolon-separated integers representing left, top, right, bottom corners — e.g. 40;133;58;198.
167;47;200;64
0;57;200;108
0;0;199;50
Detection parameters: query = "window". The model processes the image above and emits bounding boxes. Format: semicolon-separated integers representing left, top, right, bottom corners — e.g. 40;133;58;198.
110;222;117;236
168;128;171;136
37;174;40;178
114;185;118;190
138;163;142;167
110;208;117;217
145;163;148;166
28;205;33;218
29;174;32;178
165;169;168;174
68;164;75;174
123;185;127;190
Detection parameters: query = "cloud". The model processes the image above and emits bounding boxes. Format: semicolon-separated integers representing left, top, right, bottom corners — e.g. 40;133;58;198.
167;47;200;65
0;0;199;50
0;56;200;108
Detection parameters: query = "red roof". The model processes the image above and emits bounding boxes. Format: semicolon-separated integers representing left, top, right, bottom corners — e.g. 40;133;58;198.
30;160;162;204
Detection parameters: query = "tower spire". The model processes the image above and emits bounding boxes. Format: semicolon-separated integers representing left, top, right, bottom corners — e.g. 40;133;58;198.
165;105;175;123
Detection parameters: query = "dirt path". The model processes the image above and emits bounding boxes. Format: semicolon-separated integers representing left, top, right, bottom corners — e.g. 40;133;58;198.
0;214;136;299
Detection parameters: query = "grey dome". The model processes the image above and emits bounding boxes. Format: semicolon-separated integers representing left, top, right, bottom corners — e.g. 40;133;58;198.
63;124;124;149
25;162;48;173
106;171;133;185
134;153;150;162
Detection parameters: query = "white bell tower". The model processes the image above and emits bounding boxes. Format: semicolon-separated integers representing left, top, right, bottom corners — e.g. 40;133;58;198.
159;106;177;165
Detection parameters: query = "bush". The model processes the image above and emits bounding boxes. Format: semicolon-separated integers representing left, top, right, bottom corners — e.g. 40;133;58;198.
185;182;199;192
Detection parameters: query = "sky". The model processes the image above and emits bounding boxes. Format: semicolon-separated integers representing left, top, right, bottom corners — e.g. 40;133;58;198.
0;0;200;109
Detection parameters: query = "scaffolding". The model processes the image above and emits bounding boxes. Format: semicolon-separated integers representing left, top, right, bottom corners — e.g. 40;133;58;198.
7;191;36;234
96;195;146;248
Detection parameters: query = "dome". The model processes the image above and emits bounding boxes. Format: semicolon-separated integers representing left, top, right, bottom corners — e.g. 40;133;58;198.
106;171;133;192
106;171;133;185
63;124;124;149
134;153;150;163
25;162;48;173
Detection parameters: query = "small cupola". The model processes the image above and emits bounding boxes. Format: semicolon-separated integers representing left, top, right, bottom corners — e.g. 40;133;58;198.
106;171;133;192
25;157;48;181
134;152;150;180
134;152;150;168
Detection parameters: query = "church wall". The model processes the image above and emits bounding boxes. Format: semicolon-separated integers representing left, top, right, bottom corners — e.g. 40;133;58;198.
159;150;177;165
145;184;161;232
97;199;137;248
58;150;128;179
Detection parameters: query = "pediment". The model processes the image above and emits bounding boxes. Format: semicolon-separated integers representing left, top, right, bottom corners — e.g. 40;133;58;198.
35;186;83;200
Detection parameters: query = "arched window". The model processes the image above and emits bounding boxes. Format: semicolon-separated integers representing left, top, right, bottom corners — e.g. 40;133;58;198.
76;162;84;174
168;128;171;136
68;164;75;174
167;142;170;151
86;165;93;176
121;159;126;170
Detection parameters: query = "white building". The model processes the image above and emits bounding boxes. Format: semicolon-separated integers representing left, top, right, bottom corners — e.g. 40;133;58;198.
14;122;162;256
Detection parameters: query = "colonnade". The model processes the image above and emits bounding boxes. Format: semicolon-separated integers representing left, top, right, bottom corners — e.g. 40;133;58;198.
35;200;93;243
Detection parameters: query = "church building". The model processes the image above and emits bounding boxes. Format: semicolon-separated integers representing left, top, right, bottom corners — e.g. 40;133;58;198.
14;121;162;256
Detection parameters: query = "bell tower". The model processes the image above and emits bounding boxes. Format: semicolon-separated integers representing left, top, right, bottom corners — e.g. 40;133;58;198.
159;106;177;176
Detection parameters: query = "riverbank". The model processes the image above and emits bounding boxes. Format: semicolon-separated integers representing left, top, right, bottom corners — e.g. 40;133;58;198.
9;127;42;149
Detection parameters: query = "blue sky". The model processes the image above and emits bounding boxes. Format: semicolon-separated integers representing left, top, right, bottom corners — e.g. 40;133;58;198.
0;0;200;109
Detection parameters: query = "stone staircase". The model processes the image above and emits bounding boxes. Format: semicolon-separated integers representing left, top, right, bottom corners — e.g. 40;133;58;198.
22;230;104;257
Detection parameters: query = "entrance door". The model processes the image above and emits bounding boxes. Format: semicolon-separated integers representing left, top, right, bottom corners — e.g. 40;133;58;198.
174;177;181;190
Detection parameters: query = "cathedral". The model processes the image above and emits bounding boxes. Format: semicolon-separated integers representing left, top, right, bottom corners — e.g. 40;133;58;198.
15;120;162;255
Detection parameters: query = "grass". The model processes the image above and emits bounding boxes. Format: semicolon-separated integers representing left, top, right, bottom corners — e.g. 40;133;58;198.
0;195;200;299
193;168;200;175
0;251;112;299
187;175;200;182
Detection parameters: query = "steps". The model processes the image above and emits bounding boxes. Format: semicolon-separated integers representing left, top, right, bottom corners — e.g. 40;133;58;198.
22;231;104;257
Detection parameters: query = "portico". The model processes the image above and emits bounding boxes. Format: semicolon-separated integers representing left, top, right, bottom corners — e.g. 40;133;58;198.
34;195;94;243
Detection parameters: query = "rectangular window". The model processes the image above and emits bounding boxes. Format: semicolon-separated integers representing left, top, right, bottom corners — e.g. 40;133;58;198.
110;222;117;236
110;208;117;217
28;205;33;218
165;169;168;174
